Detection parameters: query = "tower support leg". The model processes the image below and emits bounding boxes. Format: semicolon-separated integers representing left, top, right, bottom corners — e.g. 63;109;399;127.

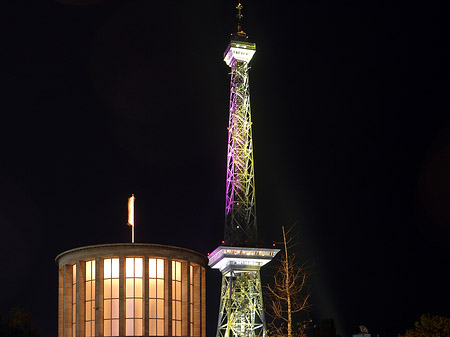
216;271;267;337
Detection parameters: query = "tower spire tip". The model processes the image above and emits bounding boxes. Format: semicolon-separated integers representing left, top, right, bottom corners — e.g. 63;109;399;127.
235;1;247;38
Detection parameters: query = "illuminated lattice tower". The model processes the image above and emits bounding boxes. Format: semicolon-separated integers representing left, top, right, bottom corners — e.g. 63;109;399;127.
209;4;279;337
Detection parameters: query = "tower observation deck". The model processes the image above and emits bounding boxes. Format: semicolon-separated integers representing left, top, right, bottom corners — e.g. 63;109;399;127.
209;3;279;337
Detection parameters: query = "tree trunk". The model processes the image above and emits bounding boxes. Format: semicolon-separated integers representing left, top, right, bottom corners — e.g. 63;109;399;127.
283;226;292;337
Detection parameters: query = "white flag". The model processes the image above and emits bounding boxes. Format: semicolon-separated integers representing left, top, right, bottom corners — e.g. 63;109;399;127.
127;194;135;227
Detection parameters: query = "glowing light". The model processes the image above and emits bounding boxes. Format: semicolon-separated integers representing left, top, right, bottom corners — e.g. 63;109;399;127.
104;258;120;336
208;246;280;273
172;261;182;336
149;258;165;336
85;260;96;337
126;258;143;336
223;40;256;66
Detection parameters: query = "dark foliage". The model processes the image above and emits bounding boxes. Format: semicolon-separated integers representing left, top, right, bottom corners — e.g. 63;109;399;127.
399;314;450;337
315;318;341;337
0;308;40;337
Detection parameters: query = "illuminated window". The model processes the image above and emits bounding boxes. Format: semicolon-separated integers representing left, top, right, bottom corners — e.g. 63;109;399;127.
126;257;143;336
149;258;165;336
172;261;182;336
190;263;200;337
190;265;194;336
85;260;96;337
72;264;76;337
104;258;119;336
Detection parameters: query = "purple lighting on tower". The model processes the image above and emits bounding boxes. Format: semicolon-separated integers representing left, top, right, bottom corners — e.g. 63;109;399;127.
223;37;257;246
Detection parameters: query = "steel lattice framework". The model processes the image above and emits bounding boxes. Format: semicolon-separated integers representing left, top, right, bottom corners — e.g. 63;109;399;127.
217;272;265;337
224;56;257;246
209;4;279;337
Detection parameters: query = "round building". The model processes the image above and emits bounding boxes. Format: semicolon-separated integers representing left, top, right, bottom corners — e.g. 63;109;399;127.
56;243;207;337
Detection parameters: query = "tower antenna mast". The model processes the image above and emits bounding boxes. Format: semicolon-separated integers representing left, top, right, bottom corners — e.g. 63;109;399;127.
209;3;279;337
236;2;246;37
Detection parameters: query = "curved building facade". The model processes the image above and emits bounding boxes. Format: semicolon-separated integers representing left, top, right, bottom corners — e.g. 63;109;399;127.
56;243;207;337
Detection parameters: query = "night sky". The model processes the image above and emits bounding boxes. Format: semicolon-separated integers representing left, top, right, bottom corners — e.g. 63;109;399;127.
2;0;450;336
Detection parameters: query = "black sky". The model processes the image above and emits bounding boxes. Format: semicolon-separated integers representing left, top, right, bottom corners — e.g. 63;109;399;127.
1;0;450;336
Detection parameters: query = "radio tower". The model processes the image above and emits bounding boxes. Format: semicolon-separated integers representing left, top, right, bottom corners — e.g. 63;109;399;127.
209;3;279;337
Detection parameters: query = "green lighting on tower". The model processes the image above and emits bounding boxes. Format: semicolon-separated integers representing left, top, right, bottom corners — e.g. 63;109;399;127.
209;3;279;337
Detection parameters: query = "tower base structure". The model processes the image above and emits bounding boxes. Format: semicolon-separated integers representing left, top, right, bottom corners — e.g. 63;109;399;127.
209;246;279;337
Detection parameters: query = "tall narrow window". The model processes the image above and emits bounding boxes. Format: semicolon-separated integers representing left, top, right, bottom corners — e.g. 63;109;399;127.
149;258;165;336
190;265;194;336
172;261;182;336
190;263;201;337
126;257;143;336
104;258;119;337
85;260;96;337
72;264;77;337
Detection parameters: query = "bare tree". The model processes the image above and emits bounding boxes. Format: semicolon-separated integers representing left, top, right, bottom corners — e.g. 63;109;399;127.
265;226;312;337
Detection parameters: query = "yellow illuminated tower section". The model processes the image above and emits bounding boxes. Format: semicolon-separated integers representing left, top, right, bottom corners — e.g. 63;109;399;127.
209;3;279;337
